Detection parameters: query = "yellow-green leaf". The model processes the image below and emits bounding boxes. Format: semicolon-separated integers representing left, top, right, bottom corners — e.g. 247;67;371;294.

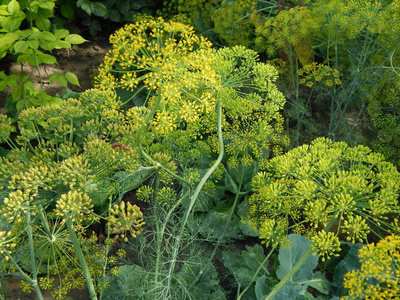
65;72;80;87
65;34;87;45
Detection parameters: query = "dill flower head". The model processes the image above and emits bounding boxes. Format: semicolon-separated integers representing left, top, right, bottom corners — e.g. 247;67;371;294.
0;114;16;143
343;235;400;299
54;190;97;229
249;137;400;255
108;201;145;242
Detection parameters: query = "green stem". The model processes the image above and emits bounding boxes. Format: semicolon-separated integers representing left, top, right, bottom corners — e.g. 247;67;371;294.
238;246;276;300
25;213;44;300
99;196;115;300
27;0;45;105
265;217;337;300
66;218;98;300
164;100;225;298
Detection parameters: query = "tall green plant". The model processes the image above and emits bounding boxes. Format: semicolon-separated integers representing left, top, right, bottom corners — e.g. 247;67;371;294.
94;15;288;299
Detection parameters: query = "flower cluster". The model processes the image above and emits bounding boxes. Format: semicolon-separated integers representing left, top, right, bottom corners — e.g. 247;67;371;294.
298;62;341;88
54;190;98;229
343;235;400;299
249;137;400;259
108;201;145;242
211;0;257;48
255;6;319;65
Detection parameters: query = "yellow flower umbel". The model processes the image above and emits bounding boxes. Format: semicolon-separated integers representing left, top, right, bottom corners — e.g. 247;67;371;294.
108;201;145;242
54;191;98;230
249;137;400;260
343;235;400;299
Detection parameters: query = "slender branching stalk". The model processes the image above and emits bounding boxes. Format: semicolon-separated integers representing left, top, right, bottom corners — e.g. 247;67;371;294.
164;99;225;299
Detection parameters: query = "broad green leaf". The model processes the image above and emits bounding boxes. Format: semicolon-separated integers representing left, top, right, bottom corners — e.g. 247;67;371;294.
53;40;70;49
198;199;240;242
54;29;69;39
114;166;157;194
50;72;68;87
65;34;87;44
4;13;26;31
13;40;29;53
0;5;9;16
89;19;100;36
7;0;20;15
36;1;55;10
77;0;92;15
38;31;55;41
223;244;268;287
12;87;22;102
37;52;57;65
255;276;270;300
90;2;107;17
35;15;51;31
307;272;330;295
274;282;308;300
16;100;25;112
276;234;318;282
105;0;116;6
1;32;19;46
176;256;223;299
40;41;57;51
43;94;62;106
331;243;363;297
0;80;8;91
27;39;39;50
117;0;129;14
65;72;80;87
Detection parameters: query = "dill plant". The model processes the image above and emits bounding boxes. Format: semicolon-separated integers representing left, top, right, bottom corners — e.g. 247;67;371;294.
248;137;400;298
94;15;289;299
0;89;149;299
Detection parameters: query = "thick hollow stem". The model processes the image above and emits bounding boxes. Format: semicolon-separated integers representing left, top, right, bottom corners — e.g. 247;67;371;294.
25;213;44;300
66;218;98;300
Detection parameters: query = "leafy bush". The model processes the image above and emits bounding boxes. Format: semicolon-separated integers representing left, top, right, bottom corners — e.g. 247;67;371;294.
0;0;86;111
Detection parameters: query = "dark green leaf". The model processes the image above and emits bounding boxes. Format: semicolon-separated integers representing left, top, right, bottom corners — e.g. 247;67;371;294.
61;2;75;19
90;2;107;17
307;272;330;295
116;0;129;14
109;8;121;22
89;19;101;36
223;244;268;287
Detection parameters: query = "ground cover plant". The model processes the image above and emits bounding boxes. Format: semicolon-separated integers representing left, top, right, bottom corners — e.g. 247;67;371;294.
0;1;400;299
